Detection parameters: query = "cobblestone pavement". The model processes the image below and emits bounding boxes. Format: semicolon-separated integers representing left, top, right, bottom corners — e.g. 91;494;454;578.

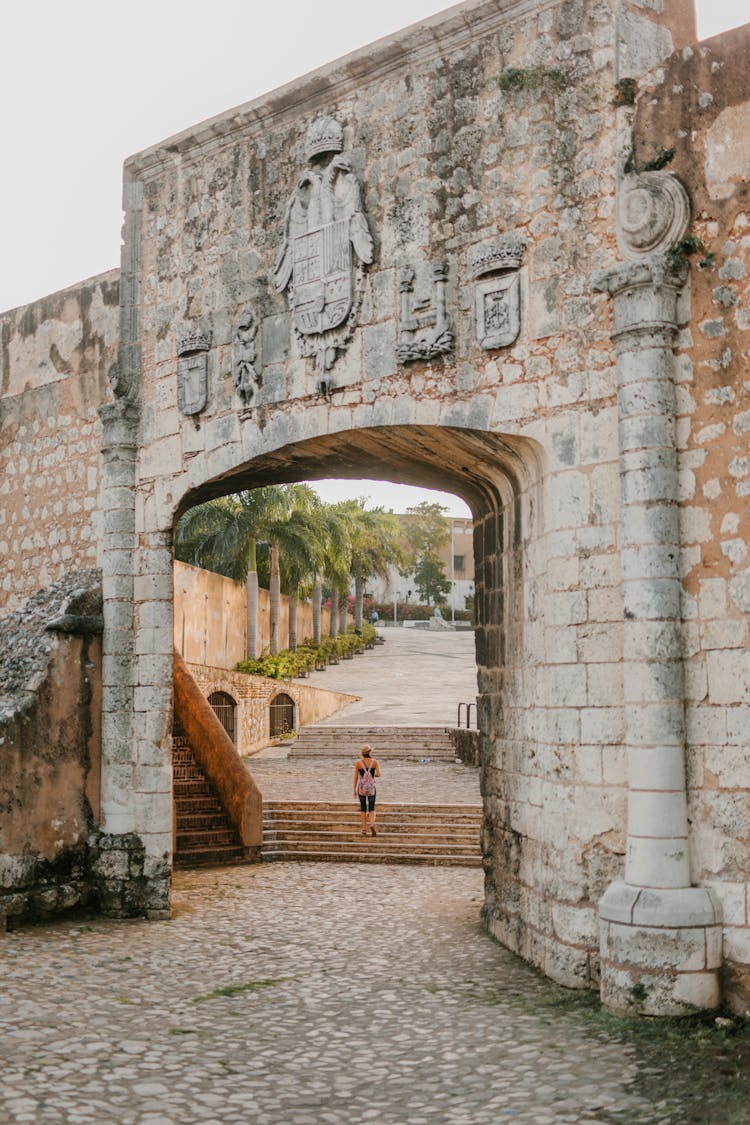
3;863;749;1125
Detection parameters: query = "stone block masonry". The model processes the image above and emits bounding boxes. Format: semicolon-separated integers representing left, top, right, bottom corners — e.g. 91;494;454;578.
1;0;749;1018
0;273;119;612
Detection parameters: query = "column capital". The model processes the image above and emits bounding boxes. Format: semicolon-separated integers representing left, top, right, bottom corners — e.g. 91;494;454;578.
99;398;140;453
591;255;687;345
591;254;687;299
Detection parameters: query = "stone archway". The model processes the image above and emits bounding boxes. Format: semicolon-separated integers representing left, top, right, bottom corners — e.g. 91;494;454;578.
99;417;552;948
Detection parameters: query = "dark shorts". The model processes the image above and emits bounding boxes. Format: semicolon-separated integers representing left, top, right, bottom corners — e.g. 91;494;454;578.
358;793;376;812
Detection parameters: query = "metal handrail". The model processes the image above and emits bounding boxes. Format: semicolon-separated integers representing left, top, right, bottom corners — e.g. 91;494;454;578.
457;701;477;729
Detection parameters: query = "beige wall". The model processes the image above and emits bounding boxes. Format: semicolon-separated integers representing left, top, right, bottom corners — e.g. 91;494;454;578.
0;272;119;612
174;561;247;667
174;559;334;667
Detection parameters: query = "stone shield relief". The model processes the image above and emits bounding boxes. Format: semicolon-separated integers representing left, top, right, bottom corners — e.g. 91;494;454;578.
469;236;525;350
273;115;374;376
474;273;521;350
176;330;210;416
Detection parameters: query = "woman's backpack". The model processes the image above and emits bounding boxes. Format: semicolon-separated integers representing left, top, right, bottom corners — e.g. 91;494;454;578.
356;763;376;797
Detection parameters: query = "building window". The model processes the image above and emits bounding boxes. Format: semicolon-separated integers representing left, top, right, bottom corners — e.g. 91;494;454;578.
269;693;295;738
453;554;465;574
208;691;237;744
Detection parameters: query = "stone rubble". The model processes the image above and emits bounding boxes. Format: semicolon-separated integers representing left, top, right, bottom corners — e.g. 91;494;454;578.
0;569;100;710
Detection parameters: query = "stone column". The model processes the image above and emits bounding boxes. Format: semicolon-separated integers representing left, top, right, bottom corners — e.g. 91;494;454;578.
93;174;170;920
592;256;721;1016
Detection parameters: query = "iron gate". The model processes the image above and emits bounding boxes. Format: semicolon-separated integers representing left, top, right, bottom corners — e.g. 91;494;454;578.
208;691;237;744
269;692;295;738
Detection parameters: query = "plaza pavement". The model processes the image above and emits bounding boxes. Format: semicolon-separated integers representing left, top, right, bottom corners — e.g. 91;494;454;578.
299;625;479;727
2;863;748;1124
249;626;481;804
2;628;749;1123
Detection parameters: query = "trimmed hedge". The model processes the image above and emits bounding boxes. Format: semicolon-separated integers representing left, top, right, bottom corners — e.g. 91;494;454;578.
237;629;372;680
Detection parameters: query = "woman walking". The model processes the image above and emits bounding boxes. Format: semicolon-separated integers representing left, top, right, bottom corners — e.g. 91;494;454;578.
354;744;380;837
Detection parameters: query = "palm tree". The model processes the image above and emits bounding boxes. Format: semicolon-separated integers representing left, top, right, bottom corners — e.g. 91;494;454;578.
318;502;354;640
276;506;327;651
340;500;405;630
175;484;317;658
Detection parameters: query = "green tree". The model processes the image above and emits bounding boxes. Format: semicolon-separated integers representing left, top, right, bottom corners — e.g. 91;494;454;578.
399;501;451;606
318;502;354;640
277;504;328;652
412;555;451;606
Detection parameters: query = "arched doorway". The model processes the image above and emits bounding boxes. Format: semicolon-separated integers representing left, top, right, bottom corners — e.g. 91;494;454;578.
269;692;295;738
207;691;237;744
103;417;601;992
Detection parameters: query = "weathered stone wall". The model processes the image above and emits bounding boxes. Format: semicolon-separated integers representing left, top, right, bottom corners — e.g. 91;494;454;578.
109;0;664;983
0;572;102;928
4;0;747;1015
174;559;334;665
630;22;750;1013
0;273;118;612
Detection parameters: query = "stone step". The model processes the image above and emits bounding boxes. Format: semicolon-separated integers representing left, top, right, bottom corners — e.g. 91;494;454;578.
264;819;479;837
177;827;239;850
173;846;249;869
173;765;206;782
292;733;453;743
289;725;456;760
261;849;482;868
288;749;456;761
177;811;234;832
174;796;224;814
261;799;482;867
172;731;245;869
264;829;479;848
264;816;480;835
263;800;481;817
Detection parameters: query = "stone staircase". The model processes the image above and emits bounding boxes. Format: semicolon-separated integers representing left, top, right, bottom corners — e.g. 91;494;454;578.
262;801;482;866
289;725;456;761
172;727;246;868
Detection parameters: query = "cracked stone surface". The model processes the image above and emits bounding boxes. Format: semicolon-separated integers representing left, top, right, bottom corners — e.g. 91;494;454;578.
1;862;748;1124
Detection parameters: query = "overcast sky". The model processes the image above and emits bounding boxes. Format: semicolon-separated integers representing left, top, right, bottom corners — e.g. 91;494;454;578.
2;0;745;515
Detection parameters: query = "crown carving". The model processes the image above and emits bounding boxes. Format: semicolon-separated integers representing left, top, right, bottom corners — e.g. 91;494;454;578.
305;115;344;160
177;330;210;355
469;236;526;279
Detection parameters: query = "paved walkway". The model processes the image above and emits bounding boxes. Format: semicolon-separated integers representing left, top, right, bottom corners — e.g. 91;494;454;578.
5;629;748;1123
249;755;481;805
299;626;478;726
250;625;482;804
3;863;748;1124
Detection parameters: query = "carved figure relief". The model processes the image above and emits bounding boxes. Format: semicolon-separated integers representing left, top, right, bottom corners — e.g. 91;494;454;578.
617;172;690;260
396;262;454;363
469;236;525;351
176;329;210;416
273;116;374;376
233;308;261;407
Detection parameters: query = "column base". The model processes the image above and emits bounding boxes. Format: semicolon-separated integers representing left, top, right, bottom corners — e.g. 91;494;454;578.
599;881;723;1016
89;832;171;920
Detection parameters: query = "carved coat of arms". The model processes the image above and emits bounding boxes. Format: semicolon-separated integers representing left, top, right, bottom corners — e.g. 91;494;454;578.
274;116;373;375
176;329;210;416
469;237;526;351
